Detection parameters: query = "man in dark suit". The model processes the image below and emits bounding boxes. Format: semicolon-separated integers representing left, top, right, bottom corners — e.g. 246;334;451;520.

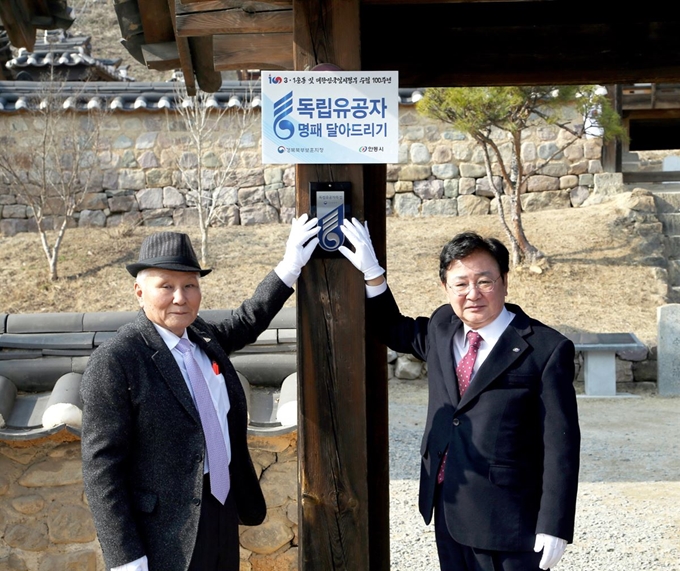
81;217;318;571
339;220;580;571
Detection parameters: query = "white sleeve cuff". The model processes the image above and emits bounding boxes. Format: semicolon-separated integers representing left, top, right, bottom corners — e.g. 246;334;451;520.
365;281;388;298
275;261;300;288
111;555;148;571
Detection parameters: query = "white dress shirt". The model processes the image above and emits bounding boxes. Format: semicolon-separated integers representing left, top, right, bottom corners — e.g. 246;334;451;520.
453;306;515;382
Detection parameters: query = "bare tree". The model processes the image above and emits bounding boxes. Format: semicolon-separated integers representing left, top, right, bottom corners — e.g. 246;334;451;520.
0;76;106;280
417;86;626;266
169;82;259;266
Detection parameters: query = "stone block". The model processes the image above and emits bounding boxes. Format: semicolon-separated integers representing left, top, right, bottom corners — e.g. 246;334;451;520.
107;195;137;214
526;175;559;192
538;142;563;160
78;210;107;228
4;523;49;551
79;193;108;211
394;355;423;379
394;181;413;193
138;151;159;169
568;160;588;175
413;179;444;200
163;186;185;208
137;187;164;210
521;142;537;162
582;172;624;206
398;165;431;181
559;175;579;189
432;145;453;163
537;162;568;177
570;186;590;207
386;164;400;182
432;163;459;179
393;193;421;216
2;204;27;219
48;505;96;543
135;132;158;150
520;190;571;212
0;218;28;237
459;177;476;195
240;204;279;225
409;143;431;164
443;179;459;198
0;553;28;571
239;186;266;206
657;304;680;395
119;169;146;190
259;461;296;508
264;167;283;185
457;194;490;215
459;163;486;178
37;551;97;571
475;175;502;197
422;199;457;217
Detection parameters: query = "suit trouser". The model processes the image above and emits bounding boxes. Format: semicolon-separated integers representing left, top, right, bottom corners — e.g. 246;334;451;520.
188;474;240;571
434;483;544;571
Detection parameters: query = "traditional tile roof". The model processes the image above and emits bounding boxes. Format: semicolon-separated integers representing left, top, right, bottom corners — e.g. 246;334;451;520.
0;309;298;441
3;30;130;82
0;79;422;113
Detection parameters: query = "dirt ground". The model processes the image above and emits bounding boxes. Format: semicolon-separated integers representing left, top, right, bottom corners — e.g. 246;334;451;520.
0;200;665;346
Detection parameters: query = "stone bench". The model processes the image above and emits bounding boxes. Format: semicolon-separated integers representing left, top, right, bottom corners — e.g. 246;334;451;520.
565;332;647;396
0;308;297;441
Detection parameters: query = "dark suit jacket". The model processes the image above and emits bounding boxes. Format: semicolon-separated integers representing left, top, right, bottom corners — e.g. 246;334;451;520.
80;271;293;570
368;287;580;552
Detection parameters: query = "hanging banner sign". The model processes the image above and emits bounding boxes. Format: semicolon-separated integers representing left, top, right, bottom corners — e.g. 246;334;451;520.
261;70;399;164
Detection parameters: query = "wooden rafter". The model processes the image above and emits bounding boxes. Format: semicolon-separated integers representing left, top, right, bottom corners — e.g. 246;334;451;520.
176;6;292;36
212;32;292;69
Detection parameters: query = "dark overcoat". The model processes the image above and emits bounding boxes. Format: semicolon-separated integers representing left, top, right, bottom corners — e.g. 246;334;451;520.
80;271;293;570
368;289;580;552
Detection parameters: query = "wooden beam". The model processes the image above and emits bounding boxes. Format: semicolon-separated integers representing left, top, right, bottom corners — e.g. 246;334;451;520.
189;35;223;92
0;0;36;50
179;0;290;6
167;0;197;95
623;171;680;183
176;7;292;36
141;42;181;70
212;33;293;70
177;0;291;10
139;0;176;44
294;0;389;570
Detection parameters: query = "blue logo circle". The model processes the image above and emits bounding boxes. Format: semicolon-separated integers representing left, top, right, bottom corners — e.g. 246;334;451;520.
277;146;286;153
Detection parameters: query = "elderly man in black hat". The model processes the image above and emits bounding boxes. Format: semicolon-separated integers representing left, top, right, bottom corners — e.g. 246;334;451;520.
80;216;319;571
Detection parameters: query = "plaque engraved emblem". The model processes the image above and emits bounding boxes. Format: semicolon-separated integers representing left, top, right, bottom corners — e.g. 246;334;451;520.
317;191;345;252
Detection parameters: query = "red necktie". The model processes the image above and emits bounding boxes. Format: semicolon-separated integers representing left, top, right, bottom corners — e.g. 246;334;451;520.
437;330;483;485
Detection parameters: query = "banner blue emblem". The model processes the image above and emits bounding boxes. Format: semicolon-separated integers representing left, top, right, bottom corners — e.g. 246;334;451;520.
273;91;294;140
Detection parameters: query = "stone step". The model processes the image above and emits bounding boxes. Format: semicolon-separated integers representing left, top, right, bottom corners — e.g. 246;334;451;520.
653;191;680;213
668;259;680;285
657;213;680;235
666;235;680;257
625;182;680;194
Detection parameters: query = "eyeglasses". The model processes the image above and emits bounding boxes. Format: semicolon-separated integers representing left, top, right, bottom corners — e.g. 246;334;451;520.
446;276;502;296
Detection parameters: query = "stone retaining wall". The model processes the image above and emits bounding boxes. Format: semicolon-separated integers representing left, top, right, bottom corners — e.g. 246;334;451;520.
0;432;298;571
0;105;608;236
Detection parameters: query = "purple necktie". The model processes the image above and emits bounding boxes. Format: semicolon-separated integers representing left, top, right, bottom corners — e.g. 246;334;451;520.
176;338;230;504
437;330;484;485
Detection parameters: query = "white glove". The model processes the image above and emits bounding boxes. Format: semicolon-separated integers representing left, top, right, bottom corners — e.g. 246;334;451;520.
338;217;385;281
111;555;149;571
275;213;320;286
534;533;567;570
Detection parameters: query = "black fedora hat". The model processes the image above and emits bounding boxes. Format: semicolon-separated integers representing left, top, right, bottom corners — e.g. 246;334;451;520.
126;232;212;277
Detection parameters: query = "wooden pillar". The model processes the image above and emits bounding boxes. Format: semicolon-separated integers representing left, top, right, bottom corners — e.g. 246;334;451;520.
293;0;389;569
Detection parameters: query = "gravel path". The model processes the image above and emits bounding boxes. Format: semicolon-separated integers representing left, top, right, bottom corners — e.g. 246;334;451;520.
388;380;680;570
